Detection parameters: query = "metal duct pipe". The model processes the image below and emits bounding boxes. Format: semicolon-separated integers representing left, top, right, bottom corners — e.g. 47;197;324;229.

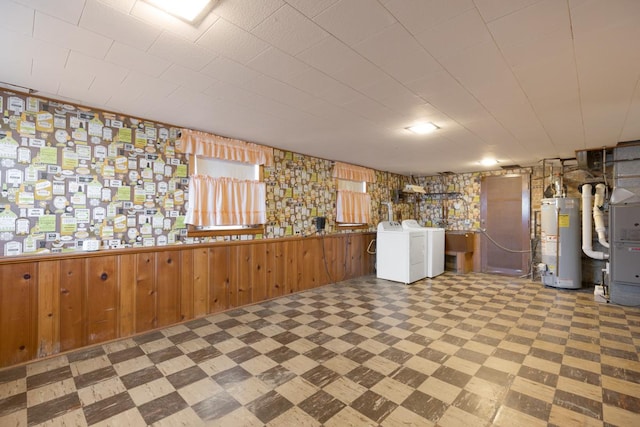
593;183;609;248
581;184;609;260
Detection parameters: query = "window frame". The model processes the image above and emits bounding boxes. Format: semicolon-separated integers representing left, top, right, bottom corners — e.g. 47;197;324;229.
185;154;265;237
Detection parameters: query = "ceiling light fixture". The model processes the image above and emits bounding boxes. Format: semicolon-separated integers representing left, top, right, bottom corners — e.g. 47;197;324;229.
143;0;216;24
480;158;498;166
406;122;439;134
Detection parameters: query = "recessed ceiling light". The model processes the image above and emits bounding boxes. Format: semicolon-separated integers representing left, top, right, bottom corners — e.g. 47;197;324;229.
480;158;498;166
143;0;215;24
406;122;439;134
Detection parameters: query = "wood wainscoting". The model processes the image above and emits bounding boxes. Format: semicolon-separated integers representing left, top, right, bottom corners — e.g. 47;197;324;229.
0;233;375;368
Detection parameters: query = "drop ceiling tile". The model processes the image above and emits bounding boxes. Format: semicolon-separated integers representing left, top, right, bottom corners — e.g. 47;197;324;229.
487;0;568;49
313;0;396;46
415;9;492;60
106;71;179;114
287;68;362;106
66;51;130;84
106;42;171;78
130;1;219;42
252;5;329;56
474;0;543;23
213;0;284;30
14;0;85;24
0;1;34;35
247;48;311;81
330;57;389;93
242;74;319;109
382;0;475;34
359;78;426;112
341;93;402;124
353;23;440;83
79;0;161;51
159;64;218;92
33;11;112;59
95;0;135;13
148;31;216;71
201;56;261;86
499;27;573;69
197;18;270;64
286;0;340;18
569;0;640;35
295;36;362;76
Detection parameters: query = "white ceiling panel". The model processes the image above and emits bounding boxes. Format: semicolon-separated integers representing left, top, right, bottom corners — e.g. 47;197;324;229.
197;18;270;64
252;5;328;56
7;0;640;175
354;23;441;84
159;64;217;92
415;9;492;60
313;0;396;46
200;56;261;87
286;0;340;18
14;0;85;25
214;0;284;31
0;1;34;36
33;11;112;59
148;32;216;71
474;0;544;23
79;0;161;51
382;0;475;34
247;48;311;82
105;42;171;78
286;68;361;106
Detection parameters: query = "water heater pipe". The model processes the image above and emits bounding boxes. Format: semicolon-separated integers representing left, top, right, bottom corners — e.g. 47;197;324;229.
581;184;609;260
593;183;609;248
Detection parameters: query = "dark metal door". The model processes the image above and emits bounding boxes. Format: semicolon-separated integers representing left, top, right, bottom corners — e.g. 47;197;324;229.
480;174;530;275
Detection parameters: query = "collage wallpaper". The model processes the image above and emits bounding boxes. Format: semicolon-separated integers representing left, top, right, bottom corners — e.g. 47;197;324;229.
0;88;542;258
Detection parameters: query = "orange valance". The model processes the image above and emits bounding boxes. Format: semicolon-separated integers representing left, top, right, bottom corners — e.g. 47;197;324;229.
336;190;371;224
332;162;376;182
176;129;273;166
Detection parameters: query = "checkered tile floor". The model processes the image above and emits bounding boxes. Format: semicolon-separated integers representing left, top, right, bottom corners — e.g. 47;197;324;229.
1;272;640;426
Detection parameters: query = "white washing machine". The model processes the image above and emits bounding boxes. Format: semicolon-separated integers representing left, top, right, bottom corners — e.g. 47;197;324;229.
402;219;445;278
376;221;426;284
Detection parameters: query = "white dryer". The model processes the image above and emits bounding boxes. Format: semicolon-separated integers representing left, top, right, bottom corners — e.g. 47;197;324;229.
402;219;445;278
376;221;426;284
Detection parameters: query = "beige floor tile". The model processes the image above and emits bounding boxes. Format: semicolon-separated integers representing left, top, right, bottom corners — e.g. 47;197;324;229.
548;405;604;427
26;378;76;406
177;377;222;406
69;355;112;376
510;377;556;404
140;338;174;354
522;355;561;375
444;355;481;376
77;376;127;406
226;377;272;405
322;354;360;376
601;375;640;398
492;405;547;427
380;405;435;427
92;407;146;427
484;356;521;375
37;408;88;427
128;377;175;406
370;377;414;405
176;337;211;354
463;340;495;355
497;340;530;355
156;355;196;376
249;337;281;354
464;376;507;402
281;354;318;375
323;377;368;404
26;357;69;377
438;405;487;427
418;376;462;405
404;355;440;375
322;338;354;354
323;405;375;427
0;378;25;399
240;354;278;376
266;406;322;427
603;403;640;426
113;355;154;376
214;337;246;354
151;407;204;427
0;409;26;427
556;377;602;402
198;355;236;376
275;377;319;405
562;354;601;374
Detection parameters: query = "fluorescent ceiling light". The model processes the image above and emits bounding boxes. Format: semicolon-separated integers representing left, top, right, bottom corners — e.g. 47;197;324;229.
144;0;214;23
406;122;439;134
480;158;498;166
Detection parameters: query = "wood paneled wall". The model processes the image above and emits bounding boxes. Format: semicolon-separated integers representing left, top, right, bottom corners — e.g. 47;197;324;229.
0;233;375;368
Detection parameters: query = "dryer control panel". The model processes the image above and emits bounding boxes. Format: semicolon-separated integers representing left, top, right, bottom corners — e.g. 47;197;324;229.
377;221;403;231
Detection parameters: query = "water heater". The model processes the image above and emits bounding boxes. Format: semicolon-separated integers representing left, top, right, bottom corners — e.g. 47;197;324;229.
540;198;582;289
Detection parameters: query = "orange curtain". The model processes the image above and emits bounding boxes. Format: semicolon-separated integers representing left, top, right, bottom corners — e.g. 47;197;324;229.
332;161;376;182
176;128;274;166
336;190;371;224
186;175;266;226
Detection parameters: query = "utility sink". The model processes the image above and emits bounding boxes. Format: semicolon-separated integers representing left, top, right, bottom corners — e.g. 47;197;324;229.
445;230;475;253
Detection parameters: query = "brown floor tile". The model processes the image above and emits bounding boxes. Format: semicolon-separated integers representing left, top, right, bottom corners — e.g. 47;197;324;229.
298;390;346;423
